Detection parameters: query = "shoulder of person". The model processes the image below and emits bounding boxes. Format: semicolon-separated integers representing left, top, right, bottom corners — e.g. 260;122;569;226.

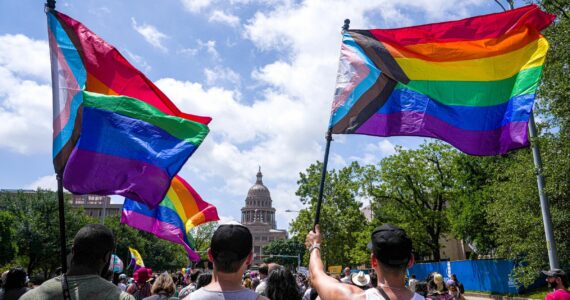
120;291;136;300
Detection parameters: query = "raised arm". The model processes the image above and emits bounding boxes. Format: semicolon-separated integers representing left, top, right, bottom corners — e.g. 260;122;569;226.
306;225;365;300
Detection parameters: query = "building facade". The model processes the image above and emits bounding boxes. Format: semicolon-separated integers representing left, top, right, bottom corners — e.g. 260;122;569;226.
70;194;122;222
240;168;287;265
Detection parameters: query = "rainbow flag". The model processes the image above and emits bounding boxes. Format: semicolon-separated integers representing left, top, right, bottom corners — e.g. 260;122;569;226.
128;247;145;271
47;10;211;207
121;176;219;262
330;5;555;156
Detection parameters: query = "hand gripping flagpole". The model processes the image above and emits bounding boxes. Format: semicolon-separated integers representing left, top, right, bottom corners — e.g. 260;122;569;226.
314;19;350;227
528;113;559;269
45;0;68;274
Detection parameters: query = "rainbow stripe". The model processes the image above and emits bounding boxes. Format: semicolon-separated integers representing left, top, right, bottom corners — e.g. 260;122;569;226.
63;92;209;208
330;5;555;156
121;176;219;262
47;10;211;174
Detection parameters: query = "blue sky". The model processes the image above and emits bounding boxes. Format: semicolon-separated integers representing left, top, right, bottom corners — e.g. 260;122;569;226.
0;0;510;234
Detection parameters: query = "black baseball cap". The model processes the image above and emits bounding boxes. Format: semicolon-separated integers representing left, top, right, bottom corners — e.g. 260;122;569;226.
210;224;253;262
368;224;412;266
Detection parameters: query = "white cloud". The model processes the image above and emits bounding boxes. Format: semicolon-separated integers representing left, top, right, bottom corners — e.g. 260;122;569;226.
197;40;220;60
0;34;52;154
181;0;215;12
204;66;241;87
27;174;58;191
131;18;169;52
209;10;240;27
123;49;152;73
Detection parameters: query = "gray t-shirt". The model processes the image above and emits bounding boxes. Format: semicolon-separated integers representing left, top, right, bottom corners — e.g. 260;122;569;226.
187;287;259;300
20;275;134;300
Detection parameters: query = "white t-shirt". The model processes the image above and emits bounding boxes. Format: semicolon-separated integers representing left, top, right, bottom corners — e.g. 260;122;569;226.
365;289;425;300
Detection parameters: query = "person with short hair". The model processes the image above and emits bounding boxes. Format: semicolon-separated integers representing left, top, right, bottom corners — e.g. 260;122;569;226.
340;267;352;284
143;272;177;300
408;275;418;293
255;264;269;295
543;269;570;300
183;224;268;300
194;273;212;291
0;267;29;300
305;224;425;300
118;274;128;292
20;224;134;300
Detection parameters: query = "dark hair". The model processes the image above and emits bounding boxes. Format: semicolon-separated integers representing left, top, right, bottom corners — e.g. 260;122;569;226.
214;256;248;273
265;268;301;300
411;274;416;279
259;264;269;276
370;272;377;287
190;270;202;283
72;224;115;266
196;273;212;290
4;267;27;290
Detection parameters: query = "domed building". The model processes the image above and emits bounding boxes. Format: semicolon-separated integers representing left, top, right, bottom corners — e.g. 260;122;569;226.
241;167;287;264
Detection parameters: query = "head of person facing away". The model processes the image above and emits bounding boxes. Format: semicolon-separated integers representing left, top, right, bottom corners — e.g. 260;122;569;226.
151;272;176;296
69;224;115;277
367;224;414;281
207;224;253;275
265;268;301;300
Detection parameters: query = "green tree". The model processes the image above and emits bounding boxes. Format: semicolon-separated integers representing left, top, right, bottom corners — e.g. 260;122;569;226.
367;142;462;260
0;211;17;266
290;161;369;267
0;190;94;278
190;221;218;260
262;239;305;268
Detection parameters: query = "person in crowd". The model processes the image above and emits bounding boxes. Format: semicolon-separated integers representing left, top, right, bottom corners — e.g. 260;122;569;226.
118;274;128;292
28;276;44;289
127;267;152;300
251;272;260;291
409;274;418;292
183;223;268;300
340;267;352;284
142;272;177;300
178;270;201;298
21;224;134;300
426;273;452;300
351;271;371;290
369;272;378;288
543;269;570;300
194;273;212;291
302;278;319;300
243;276;252;289
255;264;269;295
0;267;30;300
265;268;301;300
446;280;464;300
450;275;463;295
306;223;424;300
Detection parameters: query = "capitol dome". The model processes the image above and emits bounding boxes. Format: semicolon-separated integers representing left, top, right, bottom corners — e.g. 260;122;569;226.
241;167;276;227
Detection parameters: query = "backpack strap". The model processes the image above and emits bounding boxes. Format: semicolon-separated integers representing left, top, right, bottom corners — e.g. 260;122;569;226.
376;286;391;300
61;274;71;300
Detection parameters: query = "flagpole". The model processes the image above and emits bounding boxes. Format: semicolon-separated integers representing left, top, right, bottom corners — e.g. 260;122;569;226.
314;129;333;227
313;19;350;227
528;113;559;269
45;0;67;273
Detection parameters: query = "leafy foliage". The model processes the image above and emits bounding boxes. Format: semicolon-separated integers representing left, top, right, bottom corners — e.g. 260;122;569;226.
262;239;305;267
289;162;370;267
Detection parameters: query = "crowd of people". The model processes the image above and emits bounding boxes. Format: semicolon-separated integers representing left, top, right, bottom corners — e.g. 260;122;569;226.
0;223;568;300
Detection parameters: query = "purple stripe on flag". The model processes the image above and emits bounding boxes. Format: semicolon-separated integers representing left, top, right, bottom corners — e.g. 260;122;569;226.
63;149;170;208
355;112;529;156
121;210;201;262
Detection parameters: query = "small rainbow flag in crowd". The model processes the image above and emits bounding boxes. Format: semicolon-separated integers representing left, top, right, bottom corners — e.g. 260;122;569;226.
128;247;145;271
47;10;210;208
122;176;219;262
329;5;555;156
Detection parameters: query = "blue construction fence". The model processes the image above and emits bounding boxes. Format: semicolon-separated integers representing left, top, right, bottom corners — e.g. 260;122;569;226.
408;259;527;294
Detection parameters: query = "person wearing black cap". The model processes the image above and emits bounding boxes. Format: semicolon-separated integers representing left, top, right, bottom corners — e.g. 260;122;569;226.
184;223;268;300
542;269;569;300
305;224;425;300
